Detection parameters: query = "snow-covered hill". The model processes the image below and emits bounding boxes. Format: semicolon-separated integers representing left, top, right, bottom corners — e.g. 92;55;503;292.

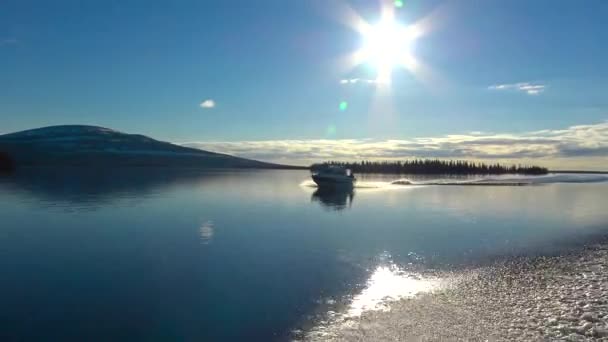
0;125;289;169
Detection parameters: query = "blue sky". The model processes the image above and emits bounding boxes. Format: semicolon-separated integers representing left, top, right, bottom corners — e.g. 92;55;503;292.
1;0;607;168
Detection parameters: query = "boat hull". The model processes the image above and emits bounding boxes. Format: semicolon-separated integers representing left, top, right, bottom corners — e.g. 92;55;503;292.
312;174;355;188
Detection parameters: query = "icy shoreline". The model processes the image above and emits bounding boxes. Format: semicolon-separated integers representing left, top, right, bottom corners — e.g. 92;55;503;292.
303;244;608;341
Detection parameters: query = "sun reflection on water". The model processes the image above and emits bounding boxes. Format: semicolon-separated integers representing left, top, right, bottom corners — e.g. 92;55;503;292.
298;258;444;341
199;220;214;245
347;263;440;316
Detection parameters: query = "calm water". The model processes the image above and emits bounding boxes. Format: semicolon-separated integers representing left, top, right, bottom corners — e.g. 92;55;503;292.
0;168;607;341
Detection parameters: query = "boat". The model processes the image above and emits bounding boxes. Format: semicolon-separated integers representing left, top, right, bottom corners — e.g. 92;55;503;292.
311;165;356;187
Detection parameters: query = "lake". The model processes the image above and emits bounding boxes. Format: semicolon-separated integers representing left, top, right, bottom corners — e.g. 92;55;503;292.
0;168;607;341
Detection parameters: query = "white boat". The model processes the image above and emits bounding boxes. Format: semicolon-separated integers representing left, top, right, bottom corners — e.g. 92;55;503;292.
311;165;356;187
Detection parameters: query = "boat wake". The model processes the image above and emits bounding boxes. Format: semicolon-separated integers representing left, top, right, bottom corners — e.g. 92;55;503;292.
302;173;608;189
300;180;395;189
390;173;608;186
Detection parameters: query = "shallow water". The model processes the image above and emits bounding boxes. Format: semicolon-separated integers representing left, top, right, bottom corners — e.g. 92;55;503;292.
0;169;607;341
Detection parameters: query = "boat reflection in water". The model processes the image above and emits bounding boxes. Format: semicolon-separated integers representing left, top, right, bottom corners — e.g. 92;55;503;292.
311;186;354;211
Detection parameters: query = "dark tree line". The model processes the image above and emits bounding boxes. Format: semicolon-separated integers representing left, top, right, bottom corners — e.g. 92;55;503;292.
312;160;548;175
0;151;15;172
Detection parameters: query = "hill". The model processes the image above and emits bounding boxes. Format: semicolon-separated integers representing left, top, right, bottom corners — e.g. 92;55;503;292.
0;125;298;169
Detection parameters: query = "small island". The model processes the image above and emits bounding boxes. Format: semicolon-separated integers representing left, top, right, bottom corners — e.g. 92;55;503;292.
313;160;548;175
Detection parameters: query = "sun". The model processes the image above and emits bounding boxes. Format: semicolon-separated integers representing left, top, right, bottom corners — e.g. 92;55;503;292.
337;1;431;87
356;15;420;83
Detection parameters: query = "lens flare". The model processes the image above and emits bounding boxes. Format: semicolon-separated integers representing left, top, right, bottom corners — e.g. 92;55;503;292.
355;14;420;83
326;125;337;136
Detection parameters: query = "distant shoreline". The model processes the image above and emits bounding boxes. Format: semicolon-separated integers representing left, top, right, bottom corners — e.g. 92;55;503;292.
314;160;549;175
3;165;607;175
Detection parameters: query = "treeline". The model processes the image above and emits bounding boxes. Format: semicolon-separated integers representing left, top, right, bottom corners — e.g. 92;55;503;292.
313;160;548;175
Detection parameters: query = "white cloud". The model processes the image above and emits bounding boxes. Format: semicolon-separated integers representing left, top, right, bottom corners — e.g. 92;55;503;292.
340;78;384;85
181;121;608;169
200;99;215;109
489;82;545;95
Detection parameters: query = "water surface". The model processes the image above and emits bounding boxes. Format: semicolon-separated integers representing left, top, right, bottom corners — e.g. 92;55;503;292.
0;169;607;341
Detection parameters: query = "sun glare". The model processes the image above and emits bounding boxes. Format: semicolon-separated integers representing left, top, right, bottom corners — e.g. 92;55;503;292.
355;15;421;83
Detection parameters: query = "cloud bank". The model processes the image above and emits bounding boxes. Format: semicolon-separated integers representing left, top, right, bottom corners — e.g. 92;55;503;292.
489;82;545;95
181;121;608;170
